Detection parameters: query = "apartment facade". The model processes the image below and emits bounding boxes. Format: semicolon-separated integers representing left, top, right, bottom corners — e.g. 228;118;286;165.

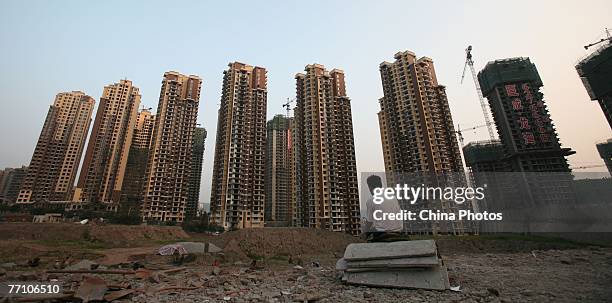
75;80;141;205
142;71;202;223
378;51;463;174
186;127;206;219
0;166;27;204
210;62;267;230
264;114;293;226
377;51;465;234
294;64;360;235
120;109;155;210
17;91;95;203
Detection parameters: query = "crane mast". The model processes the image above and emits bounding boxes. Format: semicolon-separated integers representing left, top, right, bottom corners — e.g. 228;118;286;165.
282;97;295;118
461;45;496;141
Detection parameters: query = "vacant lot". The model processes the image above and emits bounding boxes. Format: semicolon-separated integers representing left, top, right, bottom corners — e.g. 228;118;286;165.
0;223;611;302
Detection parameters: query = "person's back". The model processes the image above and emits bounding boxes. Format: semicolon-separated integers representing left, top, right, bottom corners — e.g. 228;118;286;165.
363;175;404;241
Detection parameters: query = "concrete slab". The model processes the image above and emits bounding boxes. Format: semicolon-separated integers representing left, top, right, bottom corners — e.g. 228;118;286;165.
346;255;439;270
336;258;348;271
345;266;450;290
343;240;437;261
177;242;207;254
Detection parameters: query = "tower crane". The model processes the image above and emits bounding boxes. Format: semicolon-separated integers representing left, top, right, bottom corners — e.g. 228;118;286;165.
584;28;611;50
282;97;295;118
570;164;606;170
461;45;496;141
455;123;488;147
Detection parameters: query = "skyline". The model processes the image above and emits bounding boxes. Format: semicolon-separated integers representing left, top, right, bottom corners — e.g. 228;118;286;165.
1;1;611;208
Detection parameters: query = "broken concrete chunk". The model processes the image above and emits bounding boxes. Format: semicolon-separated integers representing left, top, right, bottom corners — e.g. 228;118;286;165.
75;276;107;303
343;240;437;261
66;260;98;271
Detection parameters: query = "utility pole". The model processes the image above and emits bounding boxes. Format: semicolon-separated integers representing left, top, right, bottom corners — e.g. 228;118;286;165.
461;45;496;141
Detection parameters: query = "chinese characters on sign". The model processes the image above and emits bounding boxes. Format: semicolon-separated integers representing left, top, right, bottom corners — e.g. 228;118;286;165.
505;83;551;147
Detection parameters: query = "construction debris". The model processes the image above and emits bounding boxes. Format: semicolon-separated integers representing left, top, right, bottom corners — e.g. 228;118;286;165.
158;242;222;256
74;276;107;303
337;240;450;290
65;259;98;271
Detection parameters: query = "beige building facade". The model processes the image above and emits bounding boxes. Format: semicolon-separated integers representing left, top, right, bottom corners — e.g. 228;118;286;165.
293;64;360;235
210;62;267;230
75;80;141;204
17;91;95;203
142;71;202;223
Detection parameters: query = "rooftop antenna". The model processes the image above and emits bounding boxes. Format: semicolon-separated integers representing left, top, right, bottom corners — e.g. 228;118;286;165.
461;45;496;141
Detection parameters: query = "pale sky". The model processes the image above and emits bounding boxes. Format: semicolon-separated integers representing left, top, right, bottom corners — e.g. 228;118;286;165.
0;1;610;207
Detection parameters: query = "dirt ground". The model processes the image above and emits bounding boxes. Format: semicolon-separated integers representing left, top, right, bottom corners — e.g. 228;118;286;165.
1;224;611;302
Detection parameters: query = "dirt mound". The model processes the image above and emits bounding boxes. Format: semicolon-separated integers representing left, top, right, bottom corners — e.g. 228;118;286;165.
214;228;362;259
0;223;189;244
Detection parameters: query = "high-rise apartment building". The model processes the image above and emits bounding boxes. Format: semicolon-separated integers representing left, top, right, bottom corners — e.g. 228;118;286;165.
378;51;463;174
0;166;27;204
378;51;466;234
186;127;206;219
17;91;95;203
120;109;155;209
264;114;293;226
210;62;267;230
132;109;156;150
576;39;612;129
294;64;360;235
142;71;202;223
75;80;141;205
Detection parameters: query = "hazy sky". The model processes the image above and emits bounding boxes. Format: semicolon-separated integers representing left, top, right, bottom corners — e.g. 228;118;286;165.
1;1;610;207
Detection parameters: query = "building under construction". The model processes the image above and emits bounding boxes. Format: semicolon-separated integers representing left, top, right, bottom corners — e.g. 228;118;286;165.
473;58;576;211
576;35;612;130
210;62;267;230
293;64;360;235
596;139;612;176
264;115;293;226
120;109;155;214
0;166;28;204
186;127;206;219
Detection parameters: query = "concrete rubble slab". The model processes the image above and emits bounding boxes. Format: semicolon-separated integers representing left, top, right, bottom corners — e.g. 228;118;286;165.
346;255;439;270
336;258;348;271
66;260;98;270
343;240;437;261
345;266;450;290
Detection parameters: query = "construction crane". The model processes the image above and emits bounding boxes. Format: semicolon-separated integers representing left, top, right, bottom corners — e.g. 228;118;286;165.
282;97;295;118
570;164;606;170
584;28;611;50
455;123;488;147
461;45;496;141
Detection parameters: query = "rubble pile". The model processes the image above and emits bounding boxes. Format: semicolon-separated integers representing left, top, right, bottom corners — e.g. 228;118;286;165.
336;240;450;290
